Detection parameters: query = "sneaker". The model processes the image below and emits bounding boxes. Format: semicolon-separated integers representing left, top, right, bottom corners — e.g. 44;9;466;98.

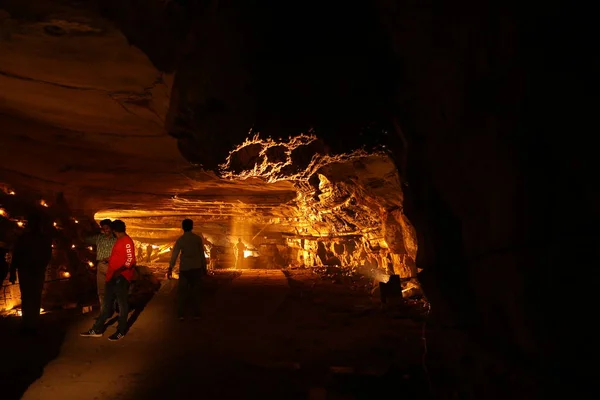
108;331;125;341
80;329;102;338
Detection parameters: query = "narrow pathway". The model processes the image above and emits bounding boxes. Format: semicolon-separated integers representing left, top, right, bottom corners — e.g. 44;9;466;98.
22;270;292;400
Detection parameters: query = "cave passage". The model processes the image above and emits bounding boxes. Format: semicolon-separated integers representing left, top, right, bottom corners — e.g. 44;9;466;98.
0;150;428;399
0;0;588;398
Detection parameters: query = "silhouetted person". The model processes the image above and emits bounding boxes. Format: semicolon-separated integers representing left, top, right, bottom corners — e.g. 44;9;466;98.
168;219;207;320
0;241;9;285
9;213;52;335
137;244;144;260
83;219;116;311
146;244;153;263
234;238;246;269
81;220;136;341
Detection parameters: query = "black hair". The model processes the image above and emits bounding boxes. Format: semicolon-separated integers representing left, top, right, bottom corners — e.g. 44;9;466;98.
182;219;193;232
111;219;126;233
100;219;112;228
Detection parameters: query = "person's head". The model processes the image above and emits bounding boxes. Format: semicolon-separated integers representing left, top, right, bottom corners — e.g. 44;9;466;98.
238;237;242;242
111;220;127;238
182;219;193;232
100;219;112;236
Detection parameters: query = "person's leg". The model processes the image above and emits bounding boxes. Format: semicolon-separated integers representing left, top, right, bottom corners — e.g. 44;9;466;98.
189;269;202;318
18;270;34;331
29;269;46;330
177;271;190;318
96;261;108;309
90;280;116;332
114;276;130;335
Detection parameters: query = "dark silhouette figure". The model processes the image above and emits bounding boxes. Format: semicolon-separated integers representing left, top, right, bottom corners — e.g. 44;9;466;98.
9;213;53;334
0;242;9;284
169;219;207;319
234;238;245;269
146;244;153;263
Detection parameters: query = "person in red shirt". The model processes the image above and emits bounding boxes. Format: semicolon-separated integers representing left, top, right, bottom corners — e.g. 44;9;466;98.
81;220;136;341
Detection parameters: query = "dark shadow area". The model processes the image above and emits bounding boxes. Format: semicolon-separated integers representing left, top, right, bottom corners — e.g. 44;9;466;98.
103;278;161;332
124;270;430;399
0;310;80;400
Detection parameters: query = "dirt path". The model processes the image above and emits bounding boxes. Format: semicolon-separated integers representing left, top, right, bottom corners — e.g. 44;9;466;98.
16;269;429;399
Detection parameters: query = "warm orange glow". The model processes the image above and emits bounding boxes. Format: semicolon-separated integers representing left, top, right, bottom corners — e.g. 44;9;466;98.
62;271;71;278
73;219;79;224
16;221;24;228
8;190;15;195
87;261;94;267
71;244;76;249
53;221;58;227
40;200;48;207
0;208;7;218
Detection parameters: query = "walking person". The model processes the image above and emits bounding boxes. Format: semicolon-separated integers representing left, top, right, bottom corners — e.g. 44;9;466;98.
9;212;53;335
83;219;116;311
81;220;136;341
168;219;207;320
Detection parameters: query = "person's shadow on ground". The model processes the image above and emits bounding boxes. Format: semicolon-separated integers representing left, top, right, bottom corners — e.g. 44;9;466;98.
103;278;161;333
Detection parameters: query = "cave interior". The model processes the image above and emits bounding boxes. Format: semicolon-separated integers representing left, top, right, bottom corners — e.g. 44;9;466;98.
0;0;595;399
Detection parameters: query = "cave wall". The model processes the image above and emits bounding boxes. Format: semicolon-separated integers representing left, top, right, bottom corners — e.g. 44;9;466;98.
376;0;596;397
94;1;591;396
0;0;594;397
0;185;98;312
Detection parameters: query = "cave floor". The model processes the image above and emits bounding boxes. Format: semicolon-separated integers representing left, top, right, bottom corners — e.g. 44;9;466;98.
2;269;430;400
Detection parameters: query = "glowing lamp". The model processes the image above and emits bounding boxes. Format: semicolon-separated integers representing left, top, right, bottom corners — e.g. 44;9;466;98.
53;222;57;227
40;200;48;207
0;208;7;218
62;271;71;278
87;261;94;267
73;219;79;224
71;244;75;249
87;246;93;251
8;190;15;195
16;221;24;228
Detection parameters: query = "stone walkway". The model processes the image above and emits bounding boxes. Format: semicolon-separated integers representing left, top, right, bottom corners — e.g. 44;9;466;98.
15;269;428;399
21;270;292;400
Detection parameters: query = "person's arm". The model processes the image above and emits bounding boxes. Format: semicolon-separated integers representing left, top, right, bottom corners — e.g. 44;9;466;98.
168;239;181;279
9;238;25;283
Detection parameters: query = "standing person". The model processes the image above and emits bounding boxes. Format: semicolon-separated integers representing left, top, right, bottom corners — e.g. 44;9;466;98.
9;213;53;335
83;219;116;311
146;244;153;263
0;241;9;285
168;219;207;320
81;220;136;341
234;238;246;269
